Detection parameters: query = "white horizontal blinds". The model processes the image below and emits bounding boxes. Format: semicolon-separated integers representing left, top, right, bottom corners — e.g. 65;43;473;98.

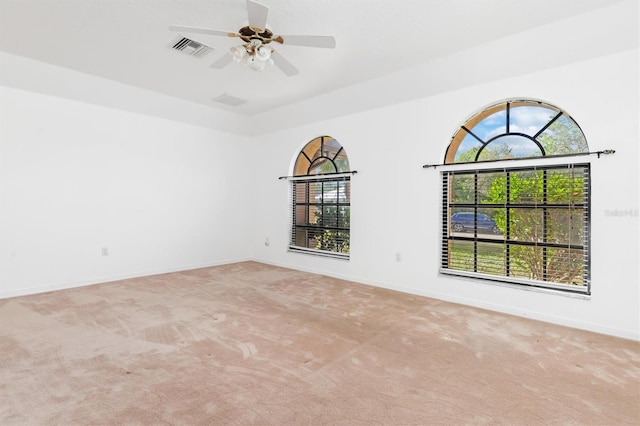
441;163;590;293
290;176;351;258
441;174;450;270
581;164;591;287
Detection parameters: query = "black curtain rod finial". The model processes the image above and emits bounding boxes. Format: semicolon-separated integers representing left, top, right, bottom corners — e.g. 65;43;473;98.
597;149;615;158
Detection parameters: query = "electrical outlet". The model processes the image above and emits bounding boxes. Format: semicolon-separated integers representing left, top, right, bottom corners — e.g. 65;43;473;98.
395;252;401;262
101;247;109;256
265;237;270;247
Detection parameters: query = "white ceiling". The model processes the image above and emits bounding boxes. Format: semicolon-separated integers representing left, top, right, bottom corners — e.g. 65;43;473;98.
0;0;632;131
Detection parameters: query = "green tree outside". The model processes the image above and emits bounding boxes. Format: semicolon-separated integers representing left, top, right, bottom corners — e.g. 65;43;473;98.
482;169;585;284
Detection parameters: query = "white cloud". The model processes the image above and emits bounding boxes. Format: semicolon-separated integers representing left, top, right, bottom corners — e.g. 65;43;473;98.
509;106;556;136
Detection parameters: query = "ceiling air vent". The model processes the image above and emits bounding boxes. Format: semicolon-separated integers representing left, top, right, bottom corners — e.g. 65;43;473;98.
212;93;248;107
171;37;212;57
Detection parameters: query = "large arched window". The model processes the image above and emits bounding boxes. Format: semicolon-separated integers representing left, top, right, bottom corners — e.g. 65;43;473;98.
290;136;351;258
441;100;591;294
446;100;588;163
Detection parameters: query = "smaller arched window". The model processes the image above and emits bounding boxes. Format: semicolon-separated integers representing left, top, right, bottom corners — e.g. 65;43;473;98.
294;135;350;176
440;99;591;295
290;136;351;258
445;100;588;164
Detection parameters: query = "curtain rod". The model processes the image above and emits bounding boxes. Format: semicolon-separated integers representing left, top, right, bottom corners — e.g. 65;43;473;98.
422;149;615;169
278;171;358;180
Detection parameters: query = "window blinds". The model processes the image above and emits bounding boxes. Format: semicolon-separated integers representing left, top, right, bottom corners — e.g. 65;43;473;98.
441;163;590;294
289;176;351;258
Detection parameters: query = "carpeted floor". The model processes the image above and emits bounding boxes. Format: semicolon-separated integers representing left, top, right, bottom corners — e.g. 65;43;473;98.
1;261;638;425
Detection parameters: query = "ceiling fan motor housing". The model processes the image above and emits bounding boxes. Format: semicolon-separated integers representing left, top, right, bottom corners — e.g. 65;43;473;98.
238;26;274;43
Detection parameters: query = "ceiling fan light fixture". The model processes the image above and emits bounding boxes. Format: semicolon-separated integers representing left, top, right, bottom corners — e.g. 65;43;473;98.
230;45;247;62
230;39;273;71
244;53;272;71
256;44;273;61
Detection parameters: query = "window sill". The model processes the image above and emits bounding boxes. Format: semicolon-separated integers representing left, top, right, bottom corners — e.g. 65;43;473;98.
288;246;350;260
439;270;591;300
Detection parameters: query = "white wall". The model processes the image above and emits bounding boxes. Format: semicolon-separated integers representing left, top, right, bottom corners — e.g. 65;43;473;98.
251;48;640;340
0;85;253;297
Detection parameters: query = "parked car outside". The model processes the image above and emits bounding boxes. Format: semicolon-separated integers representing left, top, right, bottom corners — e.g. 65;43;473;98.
451;212;500;234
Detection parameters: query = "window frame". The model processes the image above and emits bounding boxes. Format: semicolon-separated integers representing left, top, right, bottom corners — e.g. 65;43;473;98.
440;100;591;295
289;136;351;259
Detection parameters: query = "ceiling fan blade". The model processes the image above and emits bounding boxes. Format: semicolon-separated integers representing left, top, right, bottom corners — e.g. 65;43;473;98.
169;25;231;38
210;52;234;69
271;50;299;76
247;0;269;30
276;34;336;49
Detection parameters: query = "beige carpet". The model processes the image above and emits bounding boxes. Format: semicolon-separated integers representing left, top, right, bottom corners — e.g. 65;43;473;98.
1;261;638;425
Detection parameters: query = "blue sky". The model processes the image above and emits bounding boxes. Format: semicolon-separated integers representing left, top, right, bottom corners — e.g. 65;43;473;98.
455;105;558;160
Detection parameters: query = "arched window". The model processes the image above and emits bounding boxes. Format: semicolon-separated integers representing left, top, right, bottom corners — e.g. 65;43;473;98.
440;100;591;294
293;135;350;176
290;136;351;258
446;100;588;163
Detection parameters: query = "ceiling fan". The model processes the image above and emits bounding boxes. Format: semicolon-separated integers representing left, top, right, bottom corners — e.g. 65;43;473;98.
169;0;336;76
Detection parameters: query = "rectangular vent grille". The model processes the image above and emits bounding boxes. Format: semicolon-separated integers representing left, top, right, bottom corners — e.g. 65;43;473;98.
212;93;248;107
171;37;212;57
